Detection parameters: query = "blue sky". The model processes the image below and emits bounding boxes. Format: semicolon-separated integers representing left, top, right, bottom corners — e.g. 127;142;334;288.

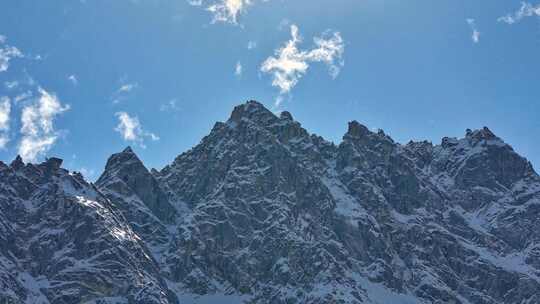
0;0;539;180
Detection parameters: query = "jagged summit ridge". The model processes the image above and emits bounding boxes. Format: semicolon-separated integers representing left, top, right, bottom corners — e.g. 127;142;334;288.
228;100;275;124
226;101;523;160
1;100;539;304
346;120;371;138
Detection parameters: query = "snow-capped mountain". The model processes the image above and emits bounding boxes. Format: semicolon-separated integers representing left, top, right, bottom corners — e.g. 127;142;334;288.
1;100;539;303
0;157;174;304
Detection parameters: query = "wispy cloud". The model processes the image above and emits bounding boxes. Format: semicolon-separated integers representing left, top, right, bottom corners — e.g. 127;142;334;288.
0;97;11;149
19;88;70;162
14;91;32;103
68;74;78;85
260;24;345;106
117;83;137;93
235;61;243;77
277;18;290;30
4;81;18;90
466;19;480;43
111;81;138;104
115;112;159;148
247;40;257;50
0;35;23;73
0;98;10;131
189;0;266;24
160;99;180;112
498;2;540;24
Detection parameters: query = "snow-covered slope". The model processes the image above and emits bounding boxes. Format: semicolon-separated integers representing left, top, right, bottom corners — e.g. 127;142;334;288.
0;157;175;304
2;100;539;303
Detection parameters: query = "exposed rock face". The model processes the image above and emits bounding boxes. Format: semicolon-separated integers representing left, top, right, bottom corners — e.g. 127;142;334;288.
1;100;539;304
95;147;179;274
0;157;175;304
96;147;177;224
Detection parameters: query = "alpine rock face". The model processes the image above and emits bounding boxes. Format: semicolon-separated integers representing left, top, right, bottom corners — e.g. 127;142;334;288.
1;100;539;304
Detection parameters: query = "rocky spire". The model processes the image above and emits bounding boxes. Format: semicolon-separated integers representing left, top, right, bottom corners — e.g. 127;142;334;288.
99;146;141;176
345;120;371;139
466;126;498;142
96;147;177;223
280;111;294;121
44;157;63;170
10;155;24;170
228;100;277;125
122;146;134;153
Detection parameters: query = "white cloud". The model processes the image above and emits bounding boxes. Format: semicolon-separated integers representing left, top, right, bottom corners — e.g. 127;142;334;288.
118;83;137;93
190;0;266;24
19;137;56;162
0;36;23;73
235;61;243;76
208;0;249;24
115;112;139;141
274;95;284;107
0;137;8;150
0;97;11;149
498;2;540;24
68;74;78;85
260;24;345;105
0;97;11;131
18;88;70;162
115;112;159;148
466;18;480;43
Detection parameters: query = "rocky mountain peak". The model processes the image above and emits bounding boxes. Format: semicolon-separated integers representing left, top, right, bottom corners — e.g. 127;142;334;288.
122;146;134;153
342;120;395;149
435;126;537;192
441;127;502;150
228;100;276;125
100;146;143;175
4;156;66;184
345;120;371;138
37;157;64;179
466;126;497;141
279;110;294;121
0;153;173;303
9;155;24;170
2;101;540;304
97;147;177;223
43;157;63;170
